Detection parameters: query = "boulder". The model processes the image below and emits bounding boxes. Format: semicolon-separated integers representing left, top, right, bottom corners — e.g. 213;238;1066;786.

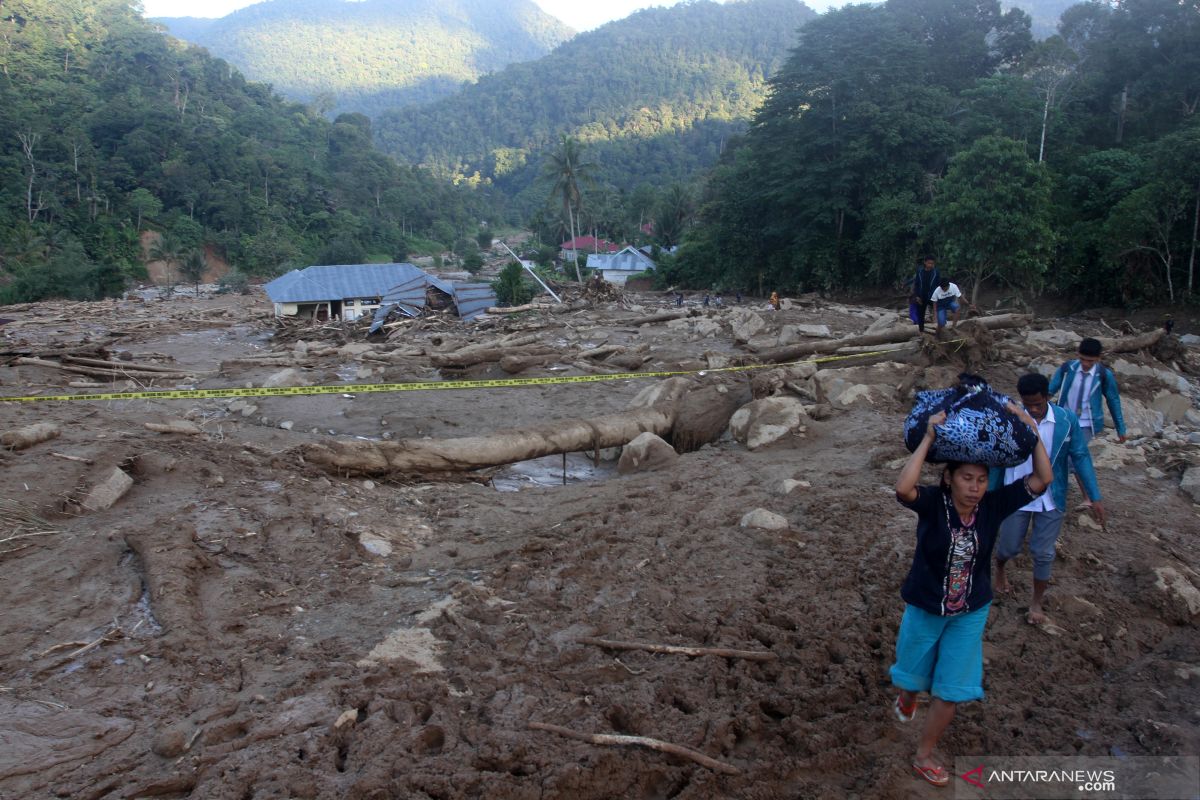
1025;329;1079;348
729;396;809;450
1114;396;1165;437
1179;334;1200;346
617;432;679;474
629;376;693;408
865;314;905;335
729;308;767;343
1180;467;1200;504
262;368;308;388
778;323;832;344
1184;409;1200;428
778;479;811;495
1151;390;1194;424
739;508;790;531
815;361;908;408
689;318;723;340
1110;359;1192;393
339;343;375;357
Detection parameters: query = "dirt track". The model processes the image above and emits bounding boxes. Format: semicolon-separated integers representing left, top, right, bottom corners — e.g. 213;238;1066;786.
1;290;1198;799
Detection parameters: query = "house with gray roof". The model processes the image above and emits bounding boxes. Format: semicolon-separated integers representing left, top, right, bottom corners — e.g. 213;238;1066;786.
265;262;497;325
585;246;656;286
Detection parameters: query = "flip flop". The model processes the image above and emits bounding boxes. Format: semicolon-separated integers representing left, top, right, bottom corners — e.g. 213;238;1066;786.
913;761;950;787
894;695;917;723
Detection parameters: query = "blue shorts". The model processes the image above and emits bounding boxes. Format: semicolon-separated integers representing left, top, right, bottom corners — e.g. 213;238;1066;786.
890;602;991;703
936;300;960;326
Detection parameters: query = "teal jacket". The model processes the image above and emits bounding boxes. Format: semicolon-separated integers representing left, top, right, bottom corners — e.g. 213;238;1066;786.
988;404;1102;511
1048;360;1126;437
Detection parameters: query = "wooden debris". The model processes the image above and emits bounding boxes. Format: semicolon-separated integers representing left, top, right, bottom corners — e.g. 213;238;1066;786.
2;423;61;451
50;452;94;464
575;636;778;661
144;420;204;436
528;721;741;775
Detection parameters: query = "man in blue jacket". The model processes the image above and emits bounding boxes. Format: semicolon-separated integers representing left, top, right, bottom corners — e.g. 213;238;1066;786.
990;374;1105;625
908;255;941;335
1049;337;1126;505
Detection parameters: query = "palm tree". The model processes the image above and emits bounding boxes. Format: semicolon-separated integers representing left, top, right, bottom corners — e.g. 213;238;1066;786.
542;135;592;282
180;249;209;296
148;233;184;295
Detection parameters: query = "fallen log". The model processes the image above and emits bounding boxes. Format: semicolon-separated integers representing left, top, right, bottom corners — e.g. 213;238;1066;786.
144;420;203;436
61;356;184;374
627;309;699;326
14;358;192;381
2;423;60;451
1096;328;1165;354
577;344;624;360
431;344;559;369
499;354;556;374
528;722;740;775
301;406;676;476
755;313;1030;364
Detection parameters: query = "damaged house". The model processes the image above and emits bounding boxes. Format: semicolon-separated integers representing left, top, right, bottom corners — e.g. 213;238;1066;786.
264;263;495;325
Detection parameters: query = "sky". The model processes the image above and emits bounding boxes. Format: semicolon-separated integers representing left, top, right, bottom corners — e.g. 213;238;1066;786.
141;0;837;30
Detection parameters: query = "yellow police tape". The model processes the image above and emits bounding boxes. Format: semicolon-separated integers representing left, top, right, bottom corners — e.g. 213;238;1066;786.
0;342;954;404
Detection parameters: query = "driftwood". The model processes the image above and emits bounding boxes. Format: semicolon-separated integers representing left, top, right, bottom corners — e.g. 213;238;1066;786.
1096;328;1165;354
528;722;740;775
627;309;700;326
144;420;203;436
433;344;559;369
2;423;60;451
755;313;1031;364
577;344;625;360
499;354;556;374
14;357;192;380
576;637;777;662
301;406;675;476
61;356;182;374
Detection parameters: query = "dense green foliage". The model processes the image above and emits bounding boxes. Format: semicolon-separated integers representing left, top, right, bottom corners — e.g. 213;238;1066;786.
155;0;572;119
672;0;1200;306
492;260;534;305
376;0;817;210
0;0;495;302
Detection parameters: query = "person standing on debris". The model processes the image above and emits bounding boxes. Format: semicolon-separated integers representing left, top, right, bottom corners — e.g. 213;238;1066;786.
675;292;684;307
929;278;976;334
1049;337;1126;505
892;406;1052;787
703;294;711;307
990;374;1104;625
909;256;941;335
769;291;781;311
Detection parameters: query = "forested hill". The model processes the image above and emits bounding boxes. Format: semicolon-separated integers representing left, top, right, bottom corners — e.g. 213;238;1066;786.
154;0;574;118
374;0;816;205
0;0;492;302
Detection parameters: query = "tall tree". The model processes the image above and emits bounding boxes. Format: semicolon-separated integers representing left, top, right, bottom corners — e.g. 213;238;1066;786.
931;135;1054;303
542;134;592;282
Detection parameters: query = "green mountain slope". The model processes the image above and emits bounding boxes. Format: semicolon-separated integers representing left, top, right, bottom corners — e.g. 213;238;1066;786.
374;0;816;204
154;0;574;117
0;0;492;301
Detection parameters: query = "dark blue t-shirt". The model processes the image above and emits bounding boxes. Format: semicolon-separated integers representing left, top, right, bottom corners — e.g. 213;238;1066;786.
897;481;1036;616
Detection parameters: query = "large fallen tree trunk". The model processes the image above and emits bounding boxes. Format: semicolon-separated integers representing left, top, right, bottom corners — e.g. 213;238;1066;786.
1096;329;1165;354
627;309;700;326
432;344;560;369
302;406;676;476
754;313;1030;364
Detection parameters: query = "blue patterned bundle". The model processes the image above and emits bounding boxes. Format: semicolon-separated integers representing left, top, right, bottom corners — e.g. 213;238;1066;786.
904;375;1038;467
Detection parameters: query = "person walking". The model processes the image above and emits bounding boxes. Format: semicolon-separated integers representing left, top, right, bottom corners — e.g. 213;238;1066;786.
930;278;977;334
990;374;1105;625
909;256;941;335
1049;337;1126;505
892;406;1052;786
769;291;781;311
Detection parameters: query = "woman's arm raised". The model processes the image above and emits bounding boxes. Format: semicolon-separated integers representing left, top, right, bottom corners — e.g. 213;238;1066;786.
896;411;945;503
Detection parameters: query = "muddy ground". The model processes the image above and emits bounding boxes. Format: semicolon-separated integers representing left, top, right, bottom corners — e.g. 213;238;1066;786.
1;288;1198;800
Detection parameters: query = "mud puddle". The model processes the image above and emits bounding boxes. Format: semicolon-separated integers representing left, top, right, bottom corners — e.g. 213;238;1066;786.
492;453;617;492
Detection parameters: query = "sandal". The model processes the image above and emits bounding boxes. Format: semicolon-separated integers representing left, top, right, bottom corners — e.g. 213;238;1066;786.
912;761;950;787
893;694;917;723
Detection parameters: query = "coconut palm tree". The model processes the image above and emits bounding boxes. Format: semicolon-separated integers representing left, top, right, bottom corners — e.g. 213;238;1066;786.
148;233;184;295
542;135;592;282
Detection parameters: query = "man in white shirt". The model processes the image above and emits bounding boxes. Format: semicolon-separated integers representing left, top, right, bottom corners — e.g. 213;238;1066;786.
992;374;1105;625
929;278;975;334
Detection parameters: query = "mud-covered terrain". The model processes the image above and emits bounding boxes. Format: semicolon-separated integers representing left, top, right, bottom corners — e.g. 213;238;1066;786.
2;289;1198;799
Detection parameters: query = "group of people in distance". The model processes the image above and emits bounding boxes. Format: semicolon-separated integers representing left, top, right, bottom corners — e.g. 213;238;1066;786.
892;338;1127;787
908;255;978;335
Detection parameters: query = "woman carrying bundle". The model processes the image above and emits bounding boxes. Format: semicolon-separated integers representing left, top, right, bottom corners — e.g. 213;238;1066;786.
892;404;1052;786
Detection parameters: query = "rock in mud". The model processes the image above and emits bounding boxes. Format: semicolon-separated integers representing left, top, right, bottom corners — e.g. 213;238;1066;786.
739;508;789;531
729;307;767;343
617;432;679;474
144;419;203;435
262;368;308;388
151;724;194;758
1025;329;1079;348
80;467;134;512
729;396;808;451
1151;390;1193;424
1180;468;1200;504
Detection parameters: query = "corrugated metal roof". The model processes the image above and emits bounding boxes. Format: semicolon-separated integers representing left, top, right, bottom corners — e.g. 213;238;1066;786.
452;283;498;321
588;249;655;272
265;263;428;304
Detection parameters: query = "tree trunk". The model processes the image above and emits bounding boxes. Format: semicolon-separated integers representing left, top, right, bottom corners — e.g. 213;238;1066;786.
1038;90;1051;163
1094;328;1165;354
754;313;1030;364
1116;82;1128;144
1188;177;1199;296
568;204;582;283
300;407;676;476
